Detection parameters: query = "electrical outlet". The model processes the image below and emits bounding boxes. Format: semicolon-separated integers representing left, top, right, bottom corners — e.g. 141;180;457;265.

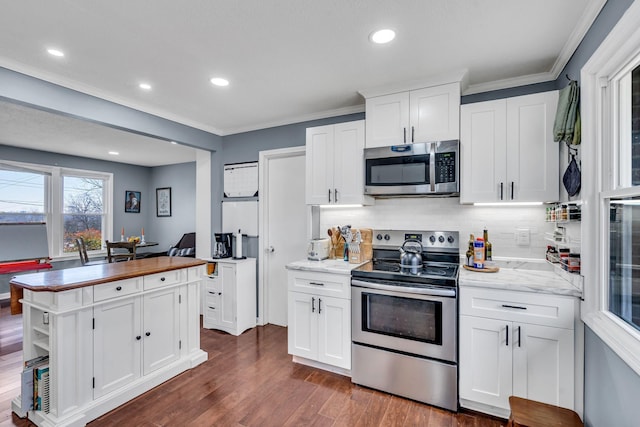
516;228;530;246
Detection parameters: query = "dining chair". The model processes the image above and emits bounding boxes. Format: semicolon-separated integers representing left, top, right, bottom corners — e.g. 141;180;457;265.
76;237;107;266
106;240;137;263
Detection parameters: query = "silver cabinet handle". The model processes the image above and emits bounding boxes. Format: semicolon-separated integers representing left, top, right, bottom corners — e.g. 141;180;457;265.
500;182;504;200
403;127;407;143
517;326;521;348
411;126;415;143
511;182;515;200
328;189;331;203
334;188;338;203
318;298;322;314
505;325;509;346
311;297;315;313
502;304;527;310
309;282;325;286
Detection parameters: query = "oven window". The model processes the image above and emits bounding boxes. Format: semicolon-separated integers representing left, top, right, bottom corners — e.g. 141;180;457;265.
366;155;429;186
361;293;442;344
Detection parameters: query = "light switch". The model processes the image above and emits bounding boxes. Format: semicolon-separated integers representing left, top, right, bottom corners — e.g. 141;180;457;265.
516;228;530;246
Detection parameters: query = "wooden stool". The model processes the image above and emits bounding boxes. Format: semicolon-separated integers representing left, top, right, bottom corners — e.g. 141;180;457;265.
507;396;583;427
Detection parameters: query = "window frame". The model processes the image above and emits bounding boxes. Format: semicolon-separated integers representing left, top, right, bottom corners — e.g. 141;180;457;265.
0;160;113;260
582;0;640;376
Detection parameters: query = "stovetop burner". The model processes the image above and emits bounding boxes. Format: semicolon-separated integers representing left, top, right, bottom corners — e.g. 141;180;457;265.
371;259;457;278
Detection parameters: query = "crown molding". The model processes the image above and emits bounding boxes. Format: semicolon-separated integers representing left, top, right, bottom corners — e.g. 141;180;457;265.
358;69;468;99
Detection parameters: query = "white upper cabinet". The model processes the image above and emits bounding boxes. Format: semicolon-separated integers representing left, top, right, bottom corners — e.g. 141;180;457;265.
460;91;559;203
365;83;461;148
306;120;373;205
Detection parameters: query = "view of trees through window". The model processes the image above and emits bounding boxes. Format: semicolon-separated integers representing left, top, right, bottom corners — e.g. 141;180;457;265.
63;176;104;253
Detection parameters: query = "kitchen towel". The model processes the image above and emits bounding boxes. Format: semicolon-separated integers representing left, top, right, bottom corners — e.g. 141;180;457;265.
563;153;581;197
553;80;580;144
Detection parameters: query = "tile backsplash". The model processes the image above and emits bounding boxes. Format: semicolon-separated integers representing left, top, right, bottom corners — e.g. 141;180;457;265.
320;197;553;260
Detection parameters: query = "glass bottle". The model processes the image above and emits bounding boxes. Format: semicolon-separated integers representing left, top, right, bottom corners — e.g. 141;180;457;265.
483;229;492;261
466;234;475;266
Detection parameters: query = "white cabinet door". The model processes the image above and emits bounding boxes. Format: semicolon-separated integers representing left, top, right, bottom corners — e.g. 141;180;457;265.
460;100;507;204
305;125;335;204
512;323;574;409
143;287;181;375
93;297;142;399
460;91;558;203
333;120;366;205
287;291;318;360
218;263;237;332
365;92;410;148
317;295;351;370
459;315;512;410
506;91;559;202
410;83;460;142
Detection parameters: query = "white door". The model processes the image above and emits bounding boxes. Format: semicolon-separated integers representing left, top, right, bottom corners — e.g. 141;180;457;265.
512;323;574;409
287;291;317;359
317;295;351;369
333;120;366;205
261;148;307;326
365;92;410;147
93;297;141;399
459;315;513;410
143;287;180;375
410;83;460;142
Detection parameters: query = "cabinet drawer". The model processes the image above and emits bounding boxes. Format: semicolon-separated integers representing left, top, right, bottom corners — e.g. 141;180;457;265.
203;287;221;302
460;287;575;329
203;276;221;291
288;270;350;298
144;269;184;290
94;278;142;302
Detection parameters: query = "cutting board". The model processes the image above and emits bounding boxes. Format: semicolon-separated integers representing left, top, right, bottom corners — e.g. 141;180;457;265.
462;265;500;273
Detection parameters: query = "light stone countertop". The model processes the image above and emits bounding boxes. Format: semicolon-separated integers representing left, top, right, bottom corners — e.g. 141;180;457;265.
459;260;583;298
286;259;366;276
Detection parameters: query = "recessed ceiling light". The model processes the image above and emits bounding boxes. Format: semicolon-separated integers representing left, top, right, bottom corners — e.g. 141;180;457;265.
210;77;229;87
108;151;119;156
370;29;396;44
139;83;152;90
47;48;65;57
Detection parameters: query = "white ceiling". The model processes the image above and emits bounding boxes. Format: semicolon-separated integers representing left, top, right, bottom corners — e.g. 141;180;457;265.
0;0;604;164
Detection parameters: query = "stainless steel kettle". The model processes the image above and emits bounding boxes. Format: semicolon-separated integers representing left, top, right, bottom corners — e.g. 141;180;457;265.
400;239;423;274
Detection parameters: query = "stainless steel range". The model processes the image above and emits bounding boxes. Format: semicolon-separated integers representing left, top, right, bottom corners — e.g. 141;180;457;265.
351;229;459;412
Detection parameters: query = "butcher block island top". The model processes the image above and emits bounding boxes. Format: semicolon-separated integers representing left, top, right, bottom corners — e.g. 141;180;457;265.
10;256;206;314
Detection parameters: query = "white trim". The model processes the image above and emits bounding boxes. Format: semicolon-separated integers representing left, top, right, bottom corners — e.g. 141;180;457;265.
581;0;640;376
358;69;468;98
257;146;306;326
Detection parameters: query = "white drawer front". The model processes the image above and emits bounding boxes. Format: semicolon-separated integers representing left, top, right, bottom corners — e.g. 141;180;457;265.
288;270;350;299
460;287;575;329
94;278;142;302
188;266;205;282
143;269;184;290
203;276;221;291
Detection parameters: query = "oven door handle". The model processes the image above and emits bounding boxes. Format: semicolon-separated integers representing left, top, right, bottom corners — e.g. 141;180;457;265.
351;279;456;297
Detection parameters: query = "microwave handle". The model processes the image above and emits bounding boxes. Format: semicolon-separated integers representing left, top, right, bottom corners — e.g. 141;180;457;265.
429;142;436;192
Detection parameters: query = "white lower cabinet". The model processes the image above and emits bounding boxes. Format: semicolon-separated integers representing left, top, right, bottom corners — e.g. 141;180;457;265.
287;269;351;371
203;258;256;336
459;287;575;418
13;264;207;427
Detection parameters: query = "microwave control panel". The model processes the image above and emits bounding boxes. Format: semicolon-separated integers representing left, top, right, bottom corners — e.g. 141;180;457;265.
435;152;456;183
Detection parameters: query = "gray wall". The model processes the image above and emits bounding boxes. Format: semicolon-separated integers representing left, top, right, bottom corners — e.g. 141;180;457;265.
148;162;196;254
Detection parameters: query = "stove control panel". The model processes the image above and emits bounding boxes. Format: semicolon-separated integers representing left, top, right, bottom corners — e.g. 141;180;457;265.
373;230;459;252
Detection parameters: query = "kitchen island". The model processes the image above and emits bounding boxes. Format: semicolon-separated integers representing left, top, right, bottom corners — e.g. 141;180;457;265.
10;256;208;427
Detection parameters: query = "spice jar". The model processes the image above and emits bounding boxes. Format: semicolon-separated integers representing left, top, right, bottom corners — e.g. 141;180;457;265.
568;253;581;273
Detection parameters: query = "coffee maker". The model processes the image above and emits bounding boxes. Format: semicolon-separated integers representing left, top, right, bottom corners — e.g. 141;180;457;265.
212;233;233;258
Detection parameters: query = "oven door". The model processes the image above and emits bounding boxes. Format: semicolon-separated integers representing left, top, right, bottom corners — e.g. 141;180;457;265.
351;279;457;363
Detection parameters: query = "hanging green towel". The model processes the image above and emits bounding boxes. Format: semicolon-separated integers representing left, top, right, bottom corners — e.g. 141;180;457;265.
572;109;581;145
553;81;579;143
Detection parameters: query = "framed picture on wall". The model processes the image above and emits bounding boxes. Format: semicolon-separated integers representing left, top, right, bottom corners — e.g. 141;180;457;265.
125;190;141;213
156;187;172;217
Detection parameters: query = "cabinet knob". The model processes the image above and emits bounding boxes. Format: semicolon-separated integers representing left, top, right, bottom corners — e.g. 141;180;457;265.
160;277;166;282
116;286;122;291
218;292;222;295
136;335;141;340
209;306;216;310
145;332;151;337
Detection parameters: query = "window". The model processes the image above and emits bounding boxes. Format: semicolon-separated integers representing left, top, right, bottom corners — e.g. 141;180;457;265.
62;175;105;253
0;168;46;223
582;0;640;375
0;160;112;258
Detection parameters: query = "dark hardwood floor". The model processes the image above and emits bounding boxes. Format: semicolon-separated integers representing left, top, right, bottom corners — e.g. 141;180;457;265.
1;308;506;426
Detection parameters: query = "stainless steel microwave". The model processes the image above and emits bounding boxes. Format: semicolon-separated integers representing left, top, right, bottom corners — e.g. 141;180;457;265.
363;140;459;196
